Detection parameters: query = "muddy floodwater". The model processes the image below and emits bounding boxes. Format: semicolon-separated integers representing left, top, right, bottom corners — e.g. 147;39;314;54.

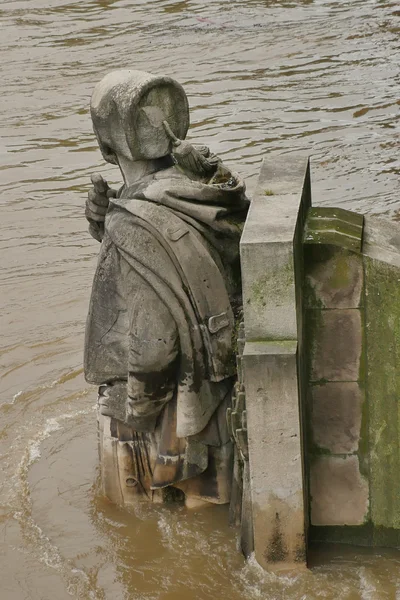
1;0;400;598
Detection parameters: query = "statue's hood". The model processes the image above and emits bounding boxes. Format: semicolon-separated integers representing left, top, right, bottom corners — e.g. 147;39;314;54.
112;165;249;236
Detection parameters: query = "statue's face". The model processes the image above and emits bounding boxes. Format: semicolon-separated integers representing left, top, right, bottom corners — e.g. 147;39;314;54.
91;70;189;163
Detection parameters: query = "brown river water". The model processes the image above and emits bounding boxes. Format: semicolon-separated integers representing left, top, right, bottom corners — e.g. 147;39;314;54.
1;0;400;598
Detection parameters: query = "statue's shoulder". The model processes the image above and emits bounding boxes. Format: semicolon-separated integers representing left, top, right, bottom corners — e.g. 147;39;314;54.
112;194;193;245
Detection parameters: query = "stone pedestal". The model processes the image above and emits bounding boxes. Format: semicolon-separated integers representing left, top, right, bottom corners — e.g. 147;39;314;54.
243;341;305;567
240;155;310;569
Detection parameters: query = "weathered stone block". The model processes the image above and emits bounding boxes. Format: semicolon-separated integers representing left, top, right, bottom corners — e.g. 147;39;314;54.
310;382;363;454
241;242;296;341
303;207;363;253
310;456;369;526
365;255;400;529
304;246;363;309
363;216;400;268
309;309;362;382
243;341;306;568
252;153;311;198
241;155;310;341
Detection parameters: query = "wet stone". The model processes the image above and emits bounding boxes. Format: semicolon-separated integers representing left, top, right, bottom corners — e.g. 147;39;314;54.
310;382;363;454
310;456;369;526
241;155;310;342
304;246;363;309
303;207;363;253
365;256;400;529
310;309;362;382
243;340;306;569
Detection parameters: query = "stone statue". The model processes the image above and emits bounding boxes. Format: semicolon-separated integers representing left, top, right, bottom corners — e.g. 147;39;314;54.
84;70;249;508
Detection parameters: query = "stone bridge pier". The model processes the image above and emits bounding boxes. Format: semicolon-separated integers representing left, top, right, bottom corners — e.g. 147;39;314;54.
239;154;400;569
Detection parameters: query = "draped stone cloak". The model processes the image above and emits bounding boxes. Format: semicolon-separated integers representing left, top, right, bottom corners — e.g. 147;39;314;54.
84;164;249;500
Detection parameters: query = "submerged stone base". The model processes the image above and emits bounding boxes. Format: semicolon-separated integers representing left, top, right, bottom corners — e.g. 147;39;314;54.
98;413;167;505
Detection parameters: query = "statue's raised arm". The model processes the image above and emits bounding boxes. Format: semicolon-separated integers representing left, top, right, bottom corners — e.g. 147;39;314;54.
84;69;249;508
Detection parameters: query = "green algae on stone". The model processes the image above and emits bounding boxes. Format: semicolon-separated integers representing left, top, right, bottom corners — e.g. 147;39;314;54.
357;303;369;484
365;257;400;529
303;245;363;309
250;259;293;309
328;251;351;289
304;207;364;253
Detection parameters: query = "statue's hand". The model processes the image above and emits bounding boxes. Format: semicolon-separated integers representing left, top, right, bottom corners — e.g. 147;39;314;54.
86;173;117;242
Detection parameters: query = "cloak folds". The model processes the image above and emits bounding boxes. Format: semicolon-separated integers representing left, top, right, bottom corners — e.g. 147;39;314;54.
84;165;249;500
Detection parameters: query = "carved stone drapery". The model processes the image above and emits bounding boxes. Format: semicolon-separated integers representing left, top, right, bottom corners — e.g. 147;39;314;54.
84;70;249;509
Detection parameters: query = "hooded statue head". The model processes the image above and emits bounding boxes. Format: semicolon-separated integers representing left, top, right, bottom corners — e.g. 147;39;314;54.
90;69;190;165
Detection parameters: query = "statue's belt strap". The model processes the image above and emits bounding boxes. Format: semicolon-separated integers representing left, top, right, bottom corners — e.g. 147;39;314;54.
165;225;188;242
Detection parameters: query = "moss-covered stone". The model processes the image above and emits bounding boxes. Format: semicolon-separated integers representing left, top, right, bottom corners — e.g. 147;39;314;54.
304;245;363;309
310;523;400;548
310;382;363;454
309;309;362;382
357;309;369;484
250;259;293;310
304;207;364;253
365;257;400;529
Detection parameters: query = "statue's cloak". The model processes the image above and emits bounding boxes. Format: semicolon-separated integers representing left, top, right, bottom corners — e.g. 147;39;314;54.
84;165;249;495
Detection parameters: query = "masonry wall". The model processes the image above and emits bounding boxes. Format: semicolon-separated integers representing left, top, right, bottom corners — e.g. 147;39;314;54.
303;212;400;546
240;157;400;566
304;245;369;529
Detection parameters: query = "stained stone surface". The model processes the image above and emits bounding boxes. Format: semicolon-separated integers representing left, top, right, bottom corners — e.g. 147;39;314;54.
309;309;362;382
365;256;400;529
240;155;310;569
98;413;124;506
303;207;363;253
363;215;400;267
304;246;363;309
310;456;369;526
305;211;400;542
310;382;363;454
303;211;367;536
241;155;310;341
243;341;305;568
239;161;400;549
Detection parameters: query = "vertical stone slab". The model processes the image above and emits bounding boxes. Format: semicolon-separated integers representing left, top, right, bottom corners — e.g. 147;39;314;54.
302;209;368;530
240;155;310;569
363;217;400;531
364;254;400;529
241;155;311;341
310;456;369;526
243;342;305;568
310;382;363;454
309;309;362;382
